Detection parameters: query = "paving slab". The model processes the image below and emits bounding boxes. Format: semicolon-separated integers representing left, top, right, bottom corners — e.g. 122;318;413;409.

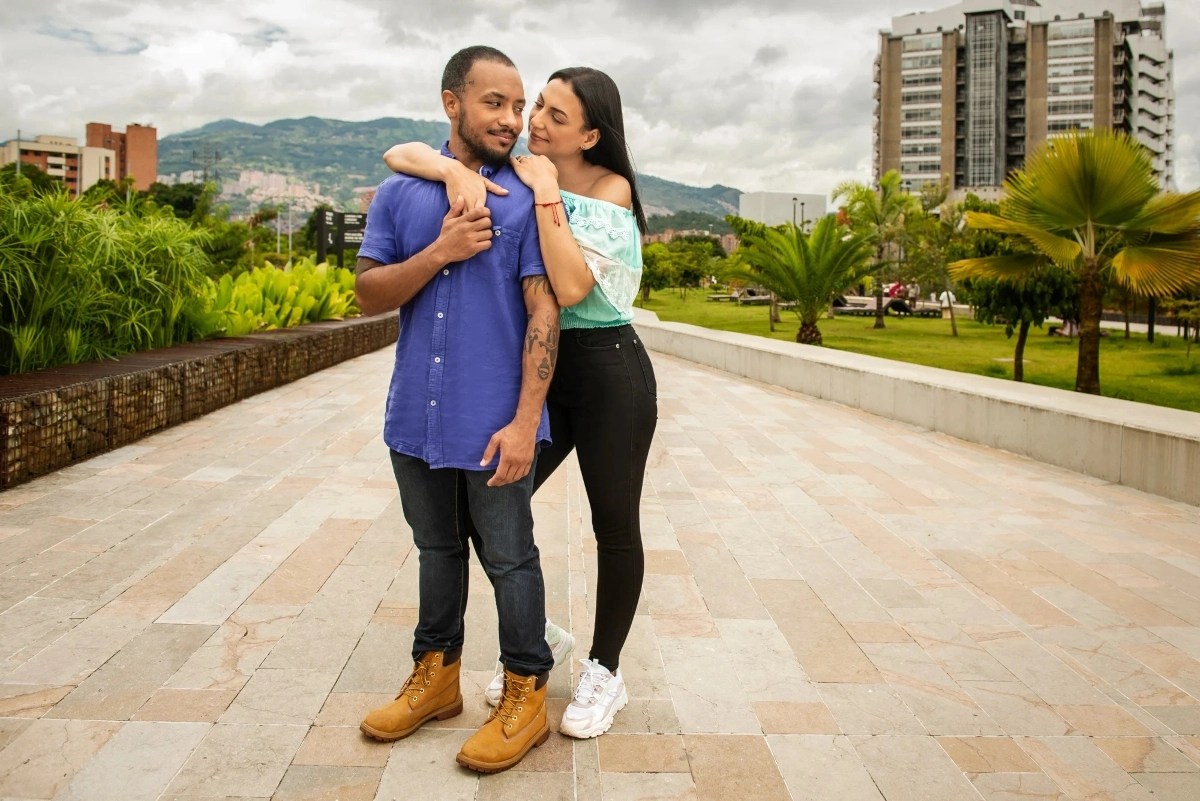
1;346;1199;799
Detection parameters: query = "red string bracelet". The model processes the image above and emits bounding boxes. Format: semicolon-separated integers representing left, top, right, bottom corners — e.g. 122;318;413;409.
536;200;563;226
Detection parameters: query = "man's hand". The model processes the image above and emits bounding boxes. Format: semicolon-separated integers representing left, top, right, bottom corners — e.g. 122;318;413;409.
435;196;495;264
480;421;537;487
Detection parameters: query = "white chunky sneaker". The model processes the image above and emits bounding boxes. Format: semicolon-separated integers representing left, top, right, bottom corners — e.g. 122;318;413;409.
484;619;575;706
559;658;628;739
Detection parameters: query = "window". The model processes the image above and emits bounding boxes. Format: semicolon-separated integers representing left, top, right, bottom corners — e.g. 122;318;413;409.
903;34;942;52
1049;119;1093;132
902;73;943;87
1048;81;1093;96
902;89;942;105
1048;42;1095;60
1048;21;1094;41
901;125;942;139
1047;99;1094;116
902;54;942;70
902;107;942;122
901;142;942;156
1047;63;1094;79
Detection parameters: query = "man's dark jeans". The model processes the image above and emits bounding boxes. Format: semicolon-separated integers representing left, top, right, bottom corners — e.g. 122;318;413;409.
390;451;554;678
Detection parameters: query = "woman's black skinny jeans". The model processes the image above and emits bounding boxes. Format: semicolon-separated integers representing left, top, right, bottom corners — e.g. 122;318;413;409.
533;324;658;672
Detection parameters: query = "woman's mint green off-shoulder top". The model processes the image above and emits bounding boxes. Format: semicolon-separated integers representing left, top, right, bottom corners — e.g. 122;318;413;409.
559;189;642;330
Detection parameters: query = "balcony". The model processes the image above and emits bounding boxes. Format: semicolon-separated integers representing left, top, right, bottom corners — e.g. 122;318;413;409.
1007;143;1026;156
1008;88;1025;100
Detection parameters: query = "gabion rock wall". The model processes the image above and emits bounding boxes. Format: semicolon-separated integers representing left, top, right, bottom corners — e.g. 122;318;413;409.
0;315;399;490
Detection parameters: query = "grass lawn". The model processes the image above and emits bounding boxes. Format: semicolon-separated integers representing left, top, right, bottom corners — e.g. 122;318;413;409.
639;290;1200;414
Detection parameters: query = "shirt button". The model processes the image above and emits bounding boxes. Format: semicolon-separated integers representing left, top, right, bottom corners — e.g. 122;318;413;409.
430;400;437;407
442;269;449;275
437;312;444;319
434;357;442;363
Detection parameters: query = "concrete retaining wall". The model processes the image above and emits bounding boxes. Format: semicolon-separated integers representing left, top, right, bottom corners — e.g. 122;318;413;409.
633;310;1199;507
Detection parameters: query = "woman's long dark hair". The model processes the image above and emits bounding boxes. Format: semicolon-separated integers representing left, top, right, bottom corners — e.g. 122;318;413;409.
548;67;647;234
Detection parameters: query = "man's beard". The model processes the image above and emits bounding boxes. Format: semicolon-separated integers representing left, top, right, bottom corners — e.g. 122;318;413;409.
458;112;516;167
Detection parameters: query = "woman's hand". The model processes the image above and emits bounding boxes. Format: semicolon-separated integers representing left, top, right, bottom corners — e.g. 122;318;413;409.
510;155;560;199
445;161;508;210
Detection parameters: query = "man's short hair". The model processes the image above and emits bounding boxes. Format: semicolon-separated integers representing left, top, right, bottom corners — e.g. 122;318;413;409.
442;46;516;96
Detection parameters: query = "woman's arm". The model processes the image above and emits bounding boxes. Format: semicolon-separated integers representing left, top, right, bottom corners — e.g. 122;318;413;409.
382;142;508;209
510;155;595;307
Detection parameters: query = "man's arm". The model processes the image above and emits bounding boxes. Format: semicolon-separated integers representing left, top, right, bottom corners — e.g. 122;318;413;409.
481;274;560;487
354;197;493;316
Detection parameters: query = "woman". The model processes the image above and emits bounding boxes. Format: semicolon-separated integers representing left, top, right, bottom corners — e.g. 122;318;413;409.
384;67;656;739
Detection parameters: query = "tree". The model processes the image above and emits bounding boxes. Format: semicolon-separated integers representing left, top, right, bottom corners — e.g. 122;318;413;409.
300;203;334;250
723;215;873;345
639;242;674;304
951;129;1200;394
664;237;716;299
832;170;919;330
965;268;1079;381
146;181;217;221
0;163;61;197
904;176;964;335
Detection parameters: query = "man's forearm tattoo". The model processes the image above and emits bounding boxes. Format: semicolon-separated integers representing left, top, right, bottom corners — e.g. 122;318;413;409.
522;276;559;381
525;313;560;381
523;275;555;297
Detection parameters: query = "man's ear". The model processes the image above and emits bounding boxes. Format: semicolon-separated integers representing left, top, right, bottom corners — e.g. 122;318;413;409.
442;89;459;120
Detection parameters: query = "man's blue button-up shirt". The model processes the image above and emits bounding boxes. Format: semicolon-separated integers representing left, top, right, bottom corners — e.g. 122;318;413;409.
358;148;550;471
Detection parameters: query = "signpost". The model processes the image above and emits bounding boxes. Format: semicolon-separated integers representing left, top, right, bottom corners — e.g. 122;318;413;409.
317;210;368;268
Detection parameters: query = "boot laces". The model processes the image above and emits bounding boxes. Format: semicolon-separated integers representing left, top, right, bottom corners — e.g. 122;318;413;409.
572;658;611;707
495;674;531;729
399;658;435;702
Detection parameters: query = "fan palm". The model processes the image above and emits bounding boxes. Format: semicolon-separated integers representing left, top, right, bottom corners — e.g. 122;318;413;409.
726;215;873;345
832;170;919;329
950;129;1200;394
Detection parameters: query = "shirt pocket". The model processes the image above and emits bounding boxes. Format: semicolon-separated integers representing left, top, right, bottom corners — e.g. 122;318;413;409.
490;224;519;285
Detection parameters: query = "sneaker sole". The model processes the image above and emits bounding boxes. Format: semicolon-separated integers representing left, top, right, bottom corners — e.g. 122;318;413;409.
455;724;550;773
359;698;463;742
559;688;628;739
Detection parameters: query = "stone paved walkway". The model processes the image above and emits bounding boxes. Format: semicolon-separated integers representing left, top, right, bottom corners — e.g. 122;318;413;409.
2;346;1200;801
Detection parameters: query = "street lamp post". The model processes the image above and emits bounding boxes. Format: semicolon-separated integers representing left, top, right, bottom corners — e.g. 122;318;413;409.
791;196;797;228
800;201;806;231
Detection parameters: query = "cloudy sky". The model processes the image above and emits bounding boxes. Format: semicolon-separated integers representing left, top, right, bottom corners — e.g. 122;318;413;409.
2;0;1198;197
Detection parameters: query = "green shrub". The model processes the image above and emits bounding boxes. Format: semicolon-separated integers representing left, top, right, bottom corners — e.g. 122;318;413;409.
0;187;212;374
196;259;359;338
1;185;360;375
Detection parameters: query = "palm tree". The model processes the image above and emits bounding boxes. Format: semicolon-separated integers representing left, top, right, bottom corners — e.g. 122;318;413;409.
950;129;1200;395
832;170;919;330
726;215;873;345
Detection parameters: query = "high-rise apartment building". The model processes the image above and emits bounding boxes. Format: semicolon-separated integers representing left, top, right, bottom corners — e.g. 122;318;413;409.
874;0;1175;196
0;135;116;196
85;123;158;192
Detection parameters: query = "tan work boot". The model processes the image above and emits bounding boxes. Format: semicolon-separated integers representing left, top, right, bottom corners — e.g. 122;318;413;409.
360;650;462;741
455;670;550;773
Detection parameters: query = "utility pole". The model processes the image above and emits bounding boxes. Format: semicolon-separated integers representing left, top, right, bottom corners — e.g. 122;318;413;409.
287;204;292;264
15;129;20;177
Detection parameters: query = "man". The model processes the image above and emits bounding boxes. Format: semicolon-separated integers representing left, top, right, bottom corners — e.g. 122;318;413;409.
354;45;559;774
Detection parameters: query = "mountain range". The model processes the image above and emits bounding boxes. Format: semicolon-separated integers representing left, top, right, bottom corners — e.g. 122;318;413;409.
158;117;743;219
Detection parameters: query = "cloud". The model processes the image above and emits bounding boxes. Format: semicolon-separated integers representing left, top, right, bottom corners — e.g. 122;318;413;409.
1;0;1197;196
